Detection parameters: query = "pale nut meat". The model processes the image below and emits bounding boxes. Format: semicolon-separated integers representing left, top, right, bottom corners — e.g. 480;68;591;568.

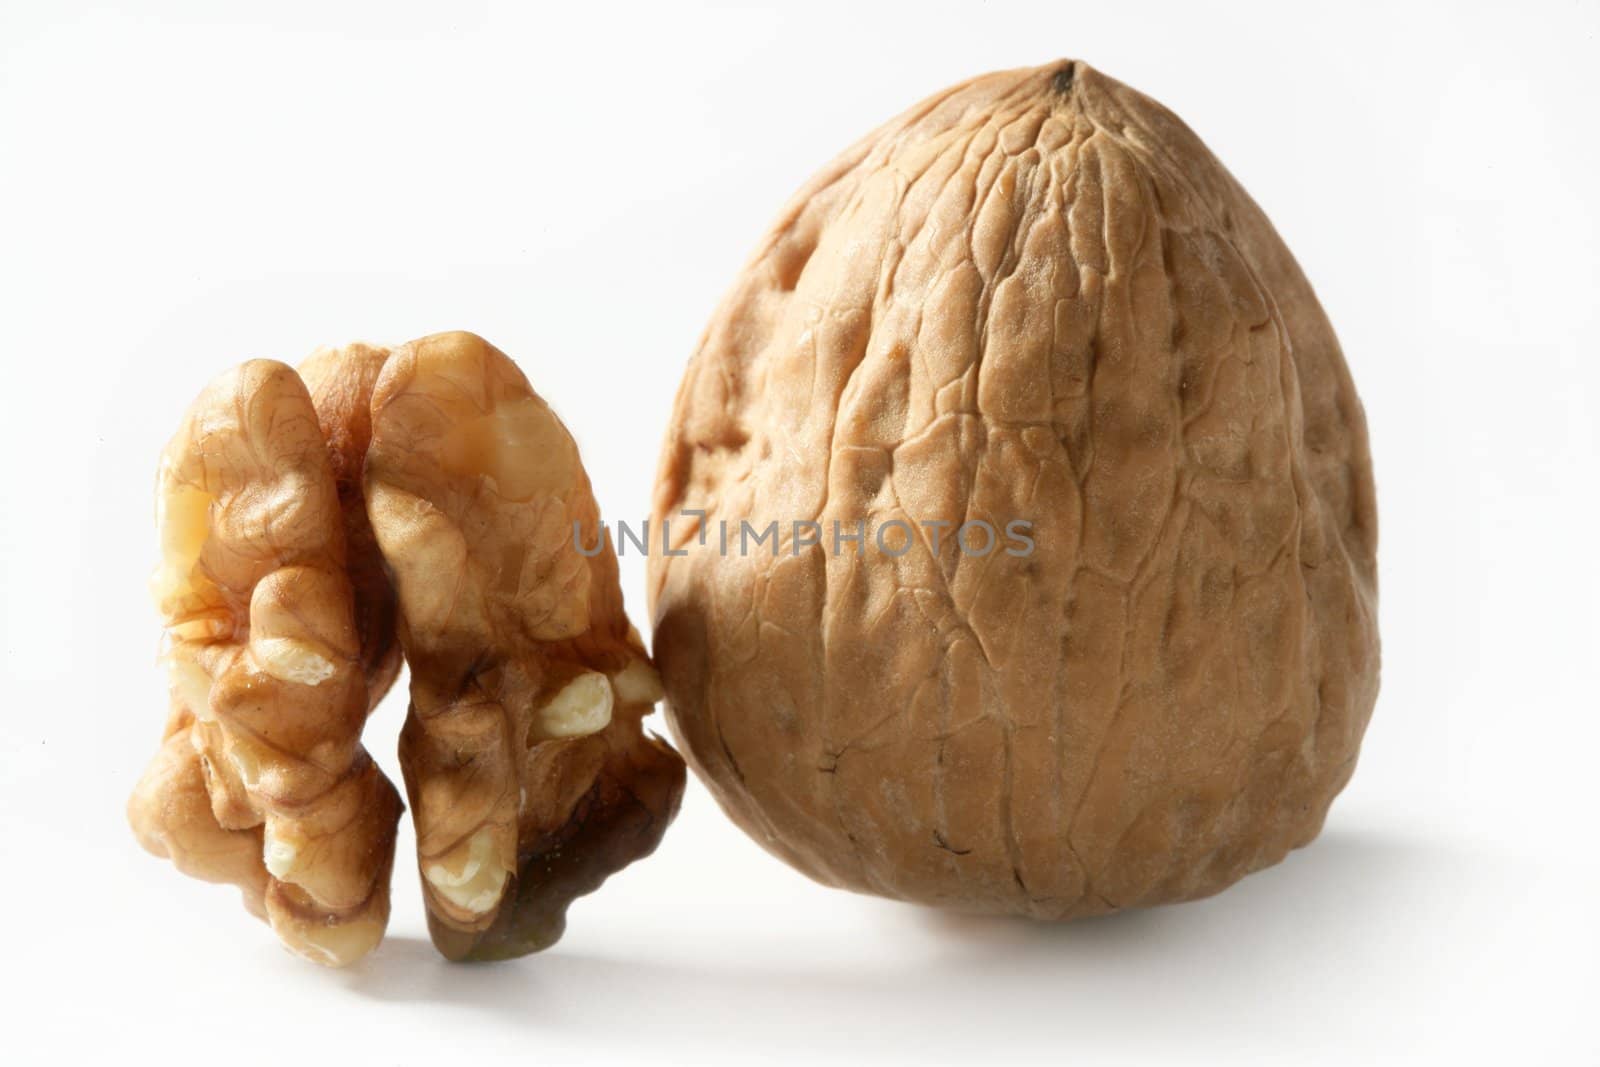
650;61;1380;917
128;360;403;966
365;331;685;961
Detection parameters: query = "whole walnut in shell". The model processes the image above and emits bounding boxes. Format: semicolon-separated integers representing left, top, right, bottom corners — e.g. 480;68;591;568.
650;60;1379;917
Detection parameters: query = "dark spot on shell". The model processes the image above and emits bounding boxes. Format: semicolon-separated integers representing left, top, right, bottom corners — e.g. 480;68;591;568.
1052;62;1077;95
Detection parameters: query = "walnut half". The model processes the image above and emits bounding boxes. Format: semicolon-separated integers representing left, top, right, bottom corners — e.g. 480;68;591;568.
129;360;402;967
365;332;685;961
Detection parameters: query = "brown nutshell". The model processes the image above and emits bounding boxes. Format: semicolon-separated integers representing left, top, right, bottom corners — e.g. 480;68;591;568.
649;60;1380;918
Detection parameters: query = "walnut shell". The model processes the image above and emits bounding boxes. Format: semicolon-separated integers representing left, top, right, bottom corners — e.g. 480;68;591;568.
649;60;1379;917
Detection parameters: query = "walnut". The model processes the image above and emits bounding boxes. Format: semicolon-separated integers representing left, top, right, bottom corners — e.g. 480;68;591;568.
131;334;683;964
649;61;1380;917
363;332;684;961
129;359;403;966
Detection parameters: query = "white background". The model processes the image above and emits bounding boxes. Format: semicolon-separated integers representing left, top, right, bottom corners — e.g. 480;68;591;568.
3;1;1596;1064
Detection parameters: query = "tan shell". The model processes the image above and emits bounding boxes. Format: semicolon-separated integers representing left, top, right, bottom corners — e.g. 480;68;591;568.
649;60;1379;917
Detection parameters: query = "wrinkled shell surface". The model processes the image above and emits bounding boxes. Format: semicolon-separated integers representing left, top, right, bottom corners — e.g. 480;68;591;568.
650;61;1379;917
367;332;685;961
